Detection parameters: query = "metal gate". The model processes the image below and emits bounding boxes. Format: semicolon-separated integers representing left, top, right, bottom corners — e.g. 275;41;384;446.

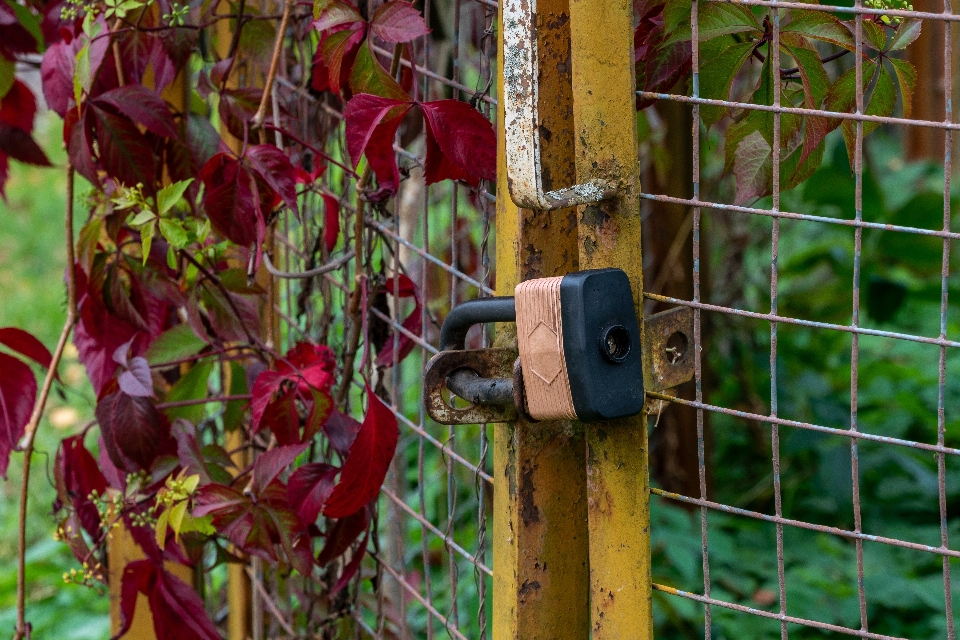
265;0;960;637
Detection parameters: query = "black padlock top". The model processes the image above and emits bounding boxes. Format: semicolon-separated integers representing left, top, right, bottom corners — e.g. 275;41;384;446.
560;268;645;422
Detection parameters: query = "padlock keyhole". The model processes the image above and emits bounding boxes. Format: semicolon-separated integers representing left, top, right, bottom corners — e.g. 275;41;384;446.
600;325;631;363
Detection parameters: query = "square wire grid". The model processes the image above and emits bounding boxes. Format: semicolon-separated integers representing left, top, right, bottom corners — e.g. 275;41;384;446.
640;1;958;638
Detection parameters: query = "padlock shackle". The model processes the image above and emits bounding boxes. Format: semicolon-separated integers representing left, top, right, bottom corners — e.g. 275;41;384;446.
439;297;516;351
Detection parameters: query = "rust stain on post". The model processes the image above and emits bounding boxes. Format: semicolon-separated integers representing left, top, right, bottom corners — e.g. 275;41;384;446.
494;0;590;635
569;0;654;636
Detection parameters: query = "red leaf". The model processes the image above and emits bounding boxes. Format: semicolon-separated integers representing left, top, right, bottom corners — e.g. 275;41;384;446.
252;443;308;495
93;85;178;138
245;144;300;218
0;80;37;132
420;100;496;185
74;274;138;395
344;93;411;168
96;390;172;472
288;462;338;526
313;0;364;32
217;88;261;141
323;194;340;251
370;0;430;43
56;434;108;538
323;388;398;518
374;275;422;368
0;3;37;58
259;385;300;445
0;352;37;479
0;327;52;369
90;105;156;192
250;370;286;429
277;341;336;393
200;153;259;246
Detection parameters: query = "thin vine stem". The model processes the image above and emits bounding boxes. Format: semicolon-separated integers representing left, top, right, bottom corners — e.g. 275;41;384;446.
15;164;78;640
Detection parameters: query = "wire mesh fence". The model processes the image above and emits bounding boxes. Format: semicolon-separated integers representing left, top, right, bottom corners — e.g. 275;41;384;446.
262;0;958;637
640;0;959;638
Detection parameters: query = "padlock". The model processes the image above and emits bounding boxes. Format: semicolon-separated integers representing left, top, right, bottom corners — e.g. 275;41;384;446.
434;268;644;422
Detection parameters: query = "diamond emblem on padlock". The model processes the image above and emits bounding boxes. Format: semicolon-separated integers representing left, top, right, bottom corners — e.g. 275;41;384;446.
526;321;563;384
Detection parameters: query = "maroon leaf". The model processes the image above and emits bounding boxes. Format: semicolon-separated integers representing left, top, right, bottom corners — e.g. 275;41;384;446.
420;99;496;185
200;153;259;246
331;529;369;593
40;40;80;118
90;105;156;192
375;275;422;367
74;273;139;395
323;194;340;251
313;0;365;32
0;124;51;167
253;443;308;495
370;0;430;43
323;410;360;456
323;388;398;518
93;85;178;138
0;327;52;369
245;144;300;218
0;352;37;479
96;390;172;472
0;80;37;132
56;435;108;538
310;43;331;93
171;419;212;484
115;560;220;640
118;356;155;398
317;506;368;565
218;87;261;141
288;462;338;526
0;3;38;58
277;342;337;393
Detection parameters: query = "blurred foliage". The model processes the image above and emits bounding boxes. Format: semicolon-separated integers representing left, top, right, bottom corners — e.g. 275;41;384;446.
649;128;960;637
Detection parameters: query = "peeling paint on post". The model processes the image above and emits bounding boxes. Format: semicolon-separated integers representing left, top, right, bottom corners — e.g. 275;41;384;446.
494;0;590;636
569;0;654;636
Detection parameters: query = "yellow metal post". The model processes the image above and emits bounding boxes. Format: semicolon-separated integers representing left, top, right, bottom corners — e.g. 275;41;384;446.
569;0;653;636
493;0;591;636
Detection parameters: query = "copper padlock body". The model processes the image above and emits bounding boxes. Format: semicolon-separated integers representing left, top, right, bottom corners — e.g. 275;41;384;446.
515;277;578;421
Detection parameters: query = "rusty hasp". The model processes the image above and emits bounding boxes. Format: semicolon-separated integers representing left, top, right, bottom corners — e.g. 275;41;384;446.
423;348;518;425
502;0;619;210
642;306;695;393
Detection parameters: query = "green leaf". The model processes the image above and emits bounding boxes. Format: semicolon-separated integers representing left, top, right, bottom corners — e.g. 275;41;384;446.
155;508;169;549
348;40;408;100
141;220;156;265
145;324;207;366
838;63;894;163
159;218;189;249
663;1;761;45
223;361;248;432
129;210;156;226
862;20;887;51
157;178;193;216
782;10;855;51
888;58;917;118
888;18;921;50
74;44;90;105
0;56;14;100
163;360;215;425
698;40;756;129
5;0;42;52
313;0;331;19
